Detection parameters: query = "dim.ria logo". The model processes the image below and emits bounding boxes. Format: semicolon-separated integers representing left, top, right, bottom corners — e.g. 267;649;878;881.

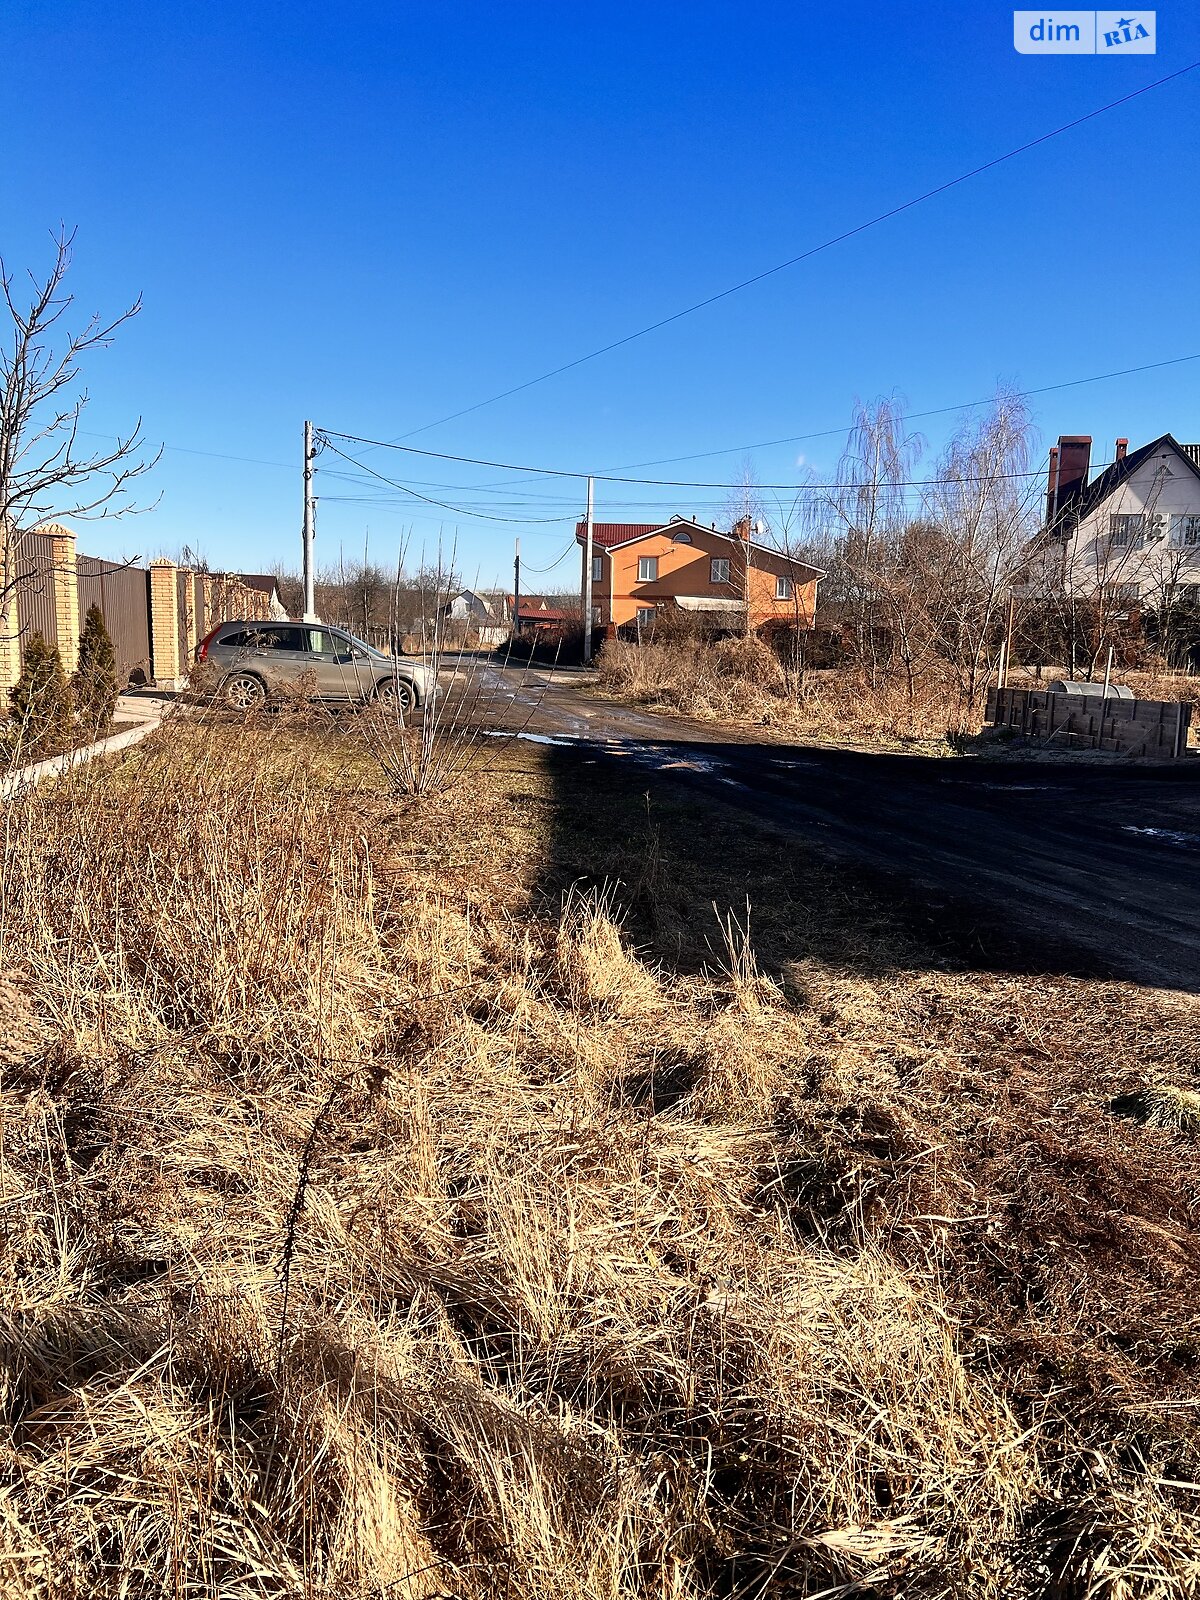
1013;11;1156;53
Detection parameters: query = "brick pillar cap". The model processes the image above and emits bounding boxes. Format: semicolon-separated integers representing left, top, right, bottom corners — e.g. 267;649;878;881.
150;557;176;567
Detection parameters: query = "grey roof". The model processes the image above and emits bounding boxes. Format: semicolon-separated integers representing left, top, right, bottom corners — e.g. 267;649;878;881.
1059;434;1200;526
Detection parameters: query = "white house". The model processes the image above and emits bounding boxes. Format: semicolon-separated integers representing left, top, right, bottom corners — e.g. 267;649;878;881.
442;588;512;624
439;588;511;644
238;573;289;621
1040;433;1200;609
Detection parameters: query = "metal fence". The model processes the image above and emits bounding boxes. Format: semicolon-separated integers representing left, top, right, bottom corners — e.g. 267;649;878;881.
15;530;60;649
3;533;279;702
77;555;152;685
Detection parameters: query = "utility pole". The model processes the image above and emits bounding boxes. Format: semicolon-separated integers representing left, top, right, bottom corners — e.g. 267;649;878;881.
583;475;595;665
744;516;755;640
998;592;1016;690
513;536;521;642
302;420;317;622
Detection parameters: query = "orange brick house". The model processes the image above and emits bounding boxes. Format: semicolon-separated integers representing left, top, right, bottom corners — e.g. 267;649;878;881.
575;515;822;633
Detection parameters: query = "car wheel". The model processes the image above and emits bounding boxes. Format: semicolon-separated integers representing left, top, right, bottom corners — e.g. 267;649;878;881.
373;678;414;716
223;672;267;711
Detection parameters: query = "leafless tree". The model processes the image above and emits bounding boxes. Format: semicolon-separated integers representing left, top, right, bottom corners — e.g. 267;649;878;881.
723;458;767;638
917;392;1040;712
0;230;157;656
758;472;830;693
818;396;924;686
790;393;1039;724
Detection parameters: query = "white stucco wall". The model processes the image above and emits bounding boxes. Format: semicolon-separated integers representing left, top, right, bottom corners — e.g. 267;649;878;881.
1060;443;1200;602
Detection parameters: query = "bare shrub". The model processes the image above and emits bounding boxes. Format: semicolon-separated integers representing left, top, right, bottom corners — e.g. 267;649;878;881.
597;633;791;723
598;634;966;741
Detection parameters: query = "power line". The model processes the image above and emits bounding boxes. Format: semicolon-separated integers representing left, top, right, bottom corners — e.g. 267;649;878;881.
521;539;579;574
317;439;577;524
318;427;1114;493
320;345;1200;488
78;345;1200;496
365;63;1199;446
600;352;1200;472
78;429;294;471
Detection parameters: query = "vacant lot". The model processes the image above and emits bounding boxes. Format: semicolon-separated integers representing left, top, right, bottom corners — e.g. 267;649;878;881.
593;635;1200;755
2;716;1200;1598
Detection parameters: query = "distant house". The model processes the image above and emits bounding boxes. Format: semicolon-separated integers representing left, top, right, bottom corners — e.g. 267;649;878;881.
236;573;289;621
443;588;505;624
440;588;512;644
1033;433;1200;611
513;596;573;635
575;515;822;634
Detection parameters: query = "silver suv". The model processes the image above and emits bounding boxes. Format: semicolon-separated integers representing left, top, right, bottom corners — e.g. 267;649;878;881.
196;621;434;714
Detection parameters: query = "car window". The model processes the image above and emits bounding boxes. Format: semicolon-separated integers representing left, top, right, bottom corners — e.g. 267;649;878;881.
245;625;304;652
300;628;337;657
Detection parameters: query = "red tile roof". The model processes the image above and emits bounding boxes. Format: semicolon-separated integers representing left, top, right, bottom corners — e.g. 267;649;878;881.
574;518;825;577
574;521;664;548
517;606;572;623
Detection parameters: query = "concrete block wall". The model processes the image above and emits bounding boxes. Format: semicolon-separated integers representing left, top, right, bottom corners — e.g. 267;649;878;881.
987;687;1192;759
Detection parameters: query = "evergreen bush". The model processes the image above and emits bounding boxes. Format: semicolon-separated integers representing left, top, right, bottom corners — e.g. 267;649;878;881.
74;603;120;736
10;632;72;757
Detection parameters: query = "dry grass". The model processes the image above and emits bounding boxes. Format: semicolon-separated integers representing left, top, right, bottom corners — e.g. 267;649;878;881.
1;715;1200;1597
595;638;972;746
597;639;1200;752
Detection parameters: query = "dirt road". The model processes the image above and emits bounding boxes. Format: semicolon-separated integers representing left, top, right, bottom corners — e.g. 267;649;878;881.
464;661;1200;992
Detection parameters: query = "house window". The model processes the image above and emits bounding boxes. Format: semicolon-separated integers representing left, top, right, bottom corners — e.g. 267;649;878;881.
1109;514;1146;548
591;555;603;582
775;576;792;601
1103;582;1140;607
591;606;602;625
637;556;658;582
1170;514;1200;548
710;557;731;585
672;531;693;543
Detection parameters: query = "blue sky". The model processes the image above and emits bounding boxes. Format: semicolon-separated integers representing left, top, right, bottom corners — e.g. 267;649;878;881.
2;1;1197;591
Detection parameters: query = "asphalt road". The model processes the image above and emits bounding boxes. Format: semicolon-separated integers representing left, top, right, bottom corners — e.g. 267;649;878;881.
462;661;1200;993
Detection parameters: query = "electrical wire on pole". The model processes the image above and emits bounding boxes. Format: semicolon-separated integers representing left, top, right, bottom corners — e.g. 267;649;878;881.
583;475;595;664
302;420;317;621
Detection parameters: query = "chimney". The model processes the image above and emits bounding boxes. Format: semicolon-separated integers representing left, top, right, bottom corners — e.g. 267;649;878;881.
1045;446;1059;525
733;515;751;541
1115;437;1128;462
1046;435;1091;523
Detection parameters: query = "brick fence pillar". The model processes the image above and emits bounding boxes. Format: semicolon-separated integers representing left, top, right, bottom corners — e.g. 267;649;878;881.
0;583;19;707
43;523;80;672
149;559;181;687
180;569;197;661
